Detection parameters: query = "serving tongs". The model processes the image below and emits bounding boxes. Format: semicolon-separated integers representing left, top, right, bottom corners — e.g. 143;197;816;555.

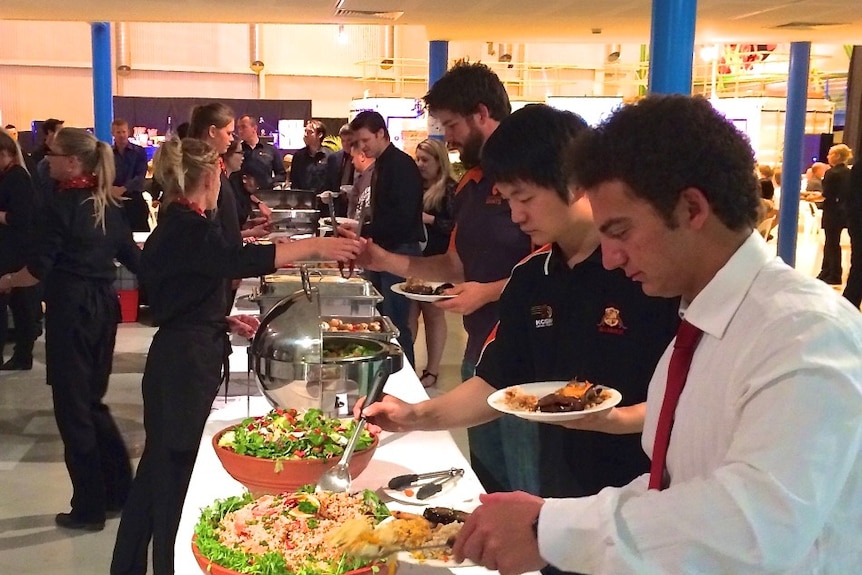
320;190;364;279
388;467;465;499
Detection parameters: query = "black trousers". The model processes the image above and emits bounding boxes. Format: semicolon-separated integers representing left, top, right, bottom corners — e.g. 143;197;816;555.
111;327;224;575
0;284;42;360
820;220;845;282
843;223;862;307
46;279;132;522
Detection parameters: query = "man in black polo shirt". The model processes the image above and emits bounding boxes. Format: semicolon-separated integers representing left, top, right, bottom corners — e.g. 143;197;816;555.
350;110;424;366
359;105;678;507
236;114;286;184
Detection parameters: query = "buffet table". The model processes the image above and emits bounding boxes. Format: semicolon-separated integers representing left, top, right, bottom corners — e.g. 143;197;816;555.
175;362;507;575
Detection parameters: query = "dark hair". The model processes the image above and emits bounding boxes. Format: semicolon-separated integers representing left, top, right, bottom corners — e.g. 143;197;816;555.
224;138;242;156
4;124;15;130
423;61;511;121
306;119;327;141
189;103;234;139
42;118;64;135
176;122;190;140
349;111;389;139
566;95;760;231
483;105;588;203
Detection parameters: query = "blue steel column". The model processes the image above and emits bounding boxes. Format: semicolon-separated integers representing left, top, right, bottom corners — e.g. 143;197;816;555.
648;0;697;94
428;41;448;141
777;42;811;267
90;22;114;143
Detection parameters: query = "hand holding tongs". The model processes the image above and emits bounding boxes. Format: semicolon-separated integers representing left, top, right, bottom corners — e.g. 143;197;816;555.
320;190;356;279
388;467;465;499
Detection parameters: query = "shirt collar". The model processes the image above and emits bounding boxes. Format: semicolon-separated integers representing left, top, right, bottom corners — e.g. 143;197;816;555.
680;231;771;339
543;243;603;275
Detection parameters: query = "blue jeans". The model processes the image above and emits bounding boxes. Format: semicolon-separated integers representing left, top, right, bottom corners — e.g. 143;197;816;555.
463;359;541;494
364;242;422;368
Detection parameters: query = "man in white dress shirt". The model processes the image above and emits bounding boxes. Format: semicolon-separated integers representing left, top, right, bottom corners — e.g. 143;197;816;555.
452;95;862;575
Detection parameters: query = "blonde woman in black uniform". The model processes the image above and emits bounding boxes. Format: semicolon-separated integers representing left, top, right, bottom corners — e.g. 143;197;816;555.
0;127;141;531
110;138;360;575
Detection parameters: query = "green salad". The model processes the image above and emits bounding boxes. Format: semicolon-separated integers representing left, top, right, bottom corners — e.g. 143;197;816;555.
194;486;391;575
217;408;375;462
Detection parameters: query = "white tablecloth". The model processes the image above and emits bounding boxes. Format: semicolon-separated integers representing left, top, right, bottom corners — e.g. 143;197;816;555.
175;363;508;575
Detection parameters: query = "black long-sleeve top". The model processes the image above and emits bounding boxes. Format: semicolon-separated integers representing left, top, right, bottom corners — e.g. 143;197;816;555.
242;140;286;183
139;203;276;329
28;186;140;283
364;142;424;251
0;164;36;273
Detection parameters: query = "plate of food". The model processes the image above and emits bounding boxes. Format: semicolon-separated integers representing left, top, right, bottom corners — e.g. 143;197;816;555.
487;380;622;422
329;507;475;568
391;278;457;302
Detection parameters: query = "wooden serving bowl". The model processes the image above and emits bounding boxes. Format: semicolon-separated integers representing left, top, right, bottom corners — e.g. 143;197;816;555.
212;427;378;496
192;536;396;575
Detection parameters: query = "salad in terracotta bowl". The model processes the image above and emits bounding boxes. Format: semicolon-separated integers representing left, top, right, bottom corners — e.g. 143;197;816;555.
213;408;378;495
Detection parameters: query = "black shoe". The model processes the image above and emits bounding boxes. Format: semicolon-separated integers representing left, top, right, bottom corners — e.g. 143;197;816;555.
0;356;33;371
55;512;105;531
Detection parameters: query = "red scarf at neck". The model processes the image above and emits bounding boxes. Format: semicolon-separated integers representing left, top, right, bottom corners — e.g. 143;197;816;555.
59;174;98;191
175;196;206;216
218;157;227;177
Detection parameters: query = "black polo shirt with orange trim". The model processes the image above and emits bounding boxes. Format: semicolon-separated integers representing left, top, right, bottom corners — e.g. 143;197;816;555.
476;243;680;498
450;167;533;363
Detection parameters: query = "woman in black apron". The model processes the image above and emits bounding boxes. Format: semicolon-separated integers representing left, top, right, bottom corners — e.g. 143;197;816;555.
0;127;140;530
110;138;360;575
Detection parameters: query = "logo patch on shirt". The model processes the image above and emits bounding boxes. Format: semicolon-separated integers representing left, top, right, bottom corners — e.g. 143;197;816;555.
597;306;626;335
531;304;554;328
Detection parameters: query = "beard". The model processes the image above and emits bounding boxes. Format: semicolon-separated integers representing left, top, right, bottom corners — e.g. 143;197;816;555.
458;128;484;170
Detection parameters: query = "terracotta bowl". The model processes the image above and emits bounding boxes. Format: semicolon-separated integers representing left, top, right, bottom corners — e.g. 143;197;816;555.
212;428;378;496
191;536;396;575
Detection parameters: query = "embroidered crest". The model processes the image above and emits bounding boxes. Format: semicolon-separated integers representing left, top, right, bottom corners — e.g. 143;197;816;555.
597;306;626;334
531;304;554;328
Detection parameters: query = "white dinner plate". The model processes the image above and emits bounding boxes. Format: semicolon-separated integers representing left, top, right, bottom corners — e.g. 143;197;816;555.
382;476;465;505
487;381;623;422
391;282;457;302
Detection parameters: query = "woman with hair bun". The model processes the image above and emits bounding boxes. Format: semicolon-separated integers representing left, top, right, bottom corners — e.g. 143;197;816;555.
0;127;141;531
111;138;360;575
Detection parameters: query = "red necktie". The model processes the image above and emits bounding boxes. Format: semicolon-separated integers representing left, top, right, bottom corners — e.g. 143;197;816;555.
648;319;703;490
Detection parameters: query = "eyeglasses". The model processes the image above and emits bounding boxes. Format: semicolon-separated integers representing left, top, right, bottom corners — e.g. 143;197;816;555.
233;151;244;156
46;151;70;157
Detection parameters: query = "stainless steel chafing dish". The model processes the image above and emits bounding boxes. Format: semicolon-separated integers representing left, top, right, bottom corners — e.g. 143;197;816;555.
266;208;320;236
250;269;402;417
252;271;382;316
254;188;317;209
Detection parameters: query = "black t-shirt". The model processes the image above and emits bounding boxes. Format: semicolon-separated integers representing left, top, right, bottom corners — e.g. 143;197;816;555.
0;165;36;273
477;244;680;498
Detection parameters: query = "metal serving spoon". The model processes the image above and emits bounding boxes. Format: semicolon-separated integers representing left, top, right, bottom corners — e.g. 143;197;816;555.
316;363;390;493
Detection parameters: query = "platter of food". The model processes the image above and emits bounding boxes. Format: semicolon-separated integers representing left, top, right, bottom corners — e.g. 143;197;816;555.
329;507;475;568
487;380;622;422
391;278;456;302
192;488;395;575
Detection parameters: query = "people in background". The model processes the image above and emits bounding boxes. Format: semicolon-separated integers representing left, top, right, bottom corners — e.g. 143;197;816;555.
347;141;374;221
409;138;457;388
31;118;64;206
843;159;862;307
350;110;425;367
111;118;150;232
805;161;828;193
110;137;360;575
0;127;141;532
323;124;356;217
756;163;774;200
236;114;286;184
817;144;853;285
354;62;534;494
234;159;273;240
290;119;331;192
0;128;41;371
450;94;862;575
